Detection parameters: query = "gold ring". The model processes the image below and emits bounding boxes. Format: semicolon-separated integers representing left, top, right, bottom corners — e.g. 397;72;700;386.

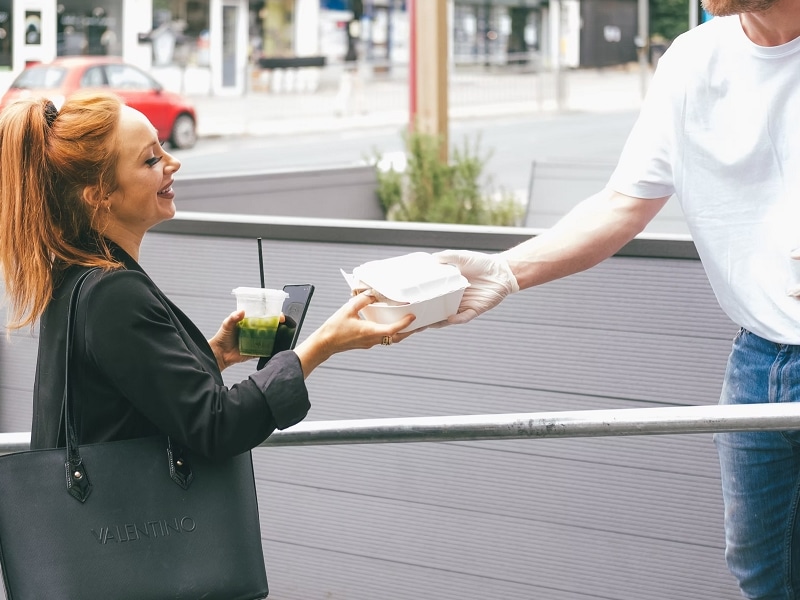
381;335;392;346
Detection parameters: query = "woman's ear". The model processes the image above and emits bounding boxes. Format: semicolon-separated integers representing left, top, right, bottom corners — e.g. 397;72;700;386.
81;185;105;207
82;185;112;228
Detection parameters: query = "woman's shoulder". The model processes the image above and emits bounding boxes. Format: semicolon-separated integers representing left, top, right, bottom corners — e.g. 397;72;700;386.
82;266;152;295
80;267;164;317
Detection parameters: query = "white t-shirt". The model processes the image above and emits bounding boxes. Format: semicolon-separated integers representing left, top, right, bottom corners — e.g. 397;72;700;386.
609;15;800;344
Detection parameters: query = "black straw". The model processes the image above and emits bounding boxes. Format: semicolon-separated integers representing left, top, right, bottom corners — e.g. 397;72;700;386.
257;238;265;288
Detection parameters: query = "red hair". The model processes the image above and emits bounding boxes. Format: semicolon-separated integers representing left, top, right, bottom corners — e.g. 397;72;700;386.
0;91;124;330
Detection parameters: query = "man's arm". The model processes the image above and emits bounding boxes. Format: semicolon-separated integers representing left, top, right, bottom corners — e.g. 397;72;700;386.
435;189;669;325
504;189;669;289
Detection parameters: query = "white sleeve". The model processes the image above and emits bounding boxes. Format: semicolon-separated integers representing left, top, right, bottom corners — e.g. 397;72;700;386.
608;41;686;200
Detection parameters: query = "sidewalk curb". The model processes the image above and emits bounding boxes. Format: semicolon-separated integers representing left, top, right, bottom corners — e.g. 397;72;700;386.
194;98;644;140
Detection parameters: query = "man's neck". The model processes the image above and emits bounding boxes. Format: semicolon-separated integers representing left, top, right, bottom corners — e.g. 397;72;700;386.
740;0;800;45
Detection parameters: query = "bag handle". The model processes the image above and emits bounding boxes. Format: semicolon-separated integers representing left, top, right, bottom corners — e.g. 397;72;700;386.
62;268;193;503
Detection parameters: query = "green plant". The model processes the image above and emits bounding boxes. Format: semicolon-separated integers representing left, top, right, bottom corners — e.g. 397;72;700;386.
373;130;524;227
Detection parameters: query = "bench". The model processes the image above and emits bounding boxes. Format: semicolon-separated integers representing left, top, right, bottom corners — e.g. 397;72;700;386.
524;159;689;235
252;56;327;93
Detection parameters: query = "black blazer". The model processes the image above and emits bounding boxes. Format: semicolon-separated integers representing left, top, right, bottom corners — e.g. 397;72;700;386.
31;245;310;458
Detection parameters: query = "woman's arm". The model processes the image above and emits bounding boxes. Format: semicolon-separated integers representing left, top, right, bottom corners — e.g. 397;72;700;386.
293;292;416;378
84;270;305;458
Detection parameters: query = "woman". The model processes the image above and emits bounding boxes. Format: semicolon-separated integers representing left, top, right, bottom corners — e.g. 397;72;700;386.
0;91;415;457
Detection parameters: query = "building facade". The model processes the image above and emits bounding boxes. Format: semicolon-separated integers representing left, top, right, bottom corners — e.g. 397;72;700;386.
0;1;637;96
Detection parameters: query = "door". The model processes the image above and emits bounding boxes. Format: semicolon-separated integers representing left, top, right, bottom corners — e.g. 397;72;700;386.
211;0;247;95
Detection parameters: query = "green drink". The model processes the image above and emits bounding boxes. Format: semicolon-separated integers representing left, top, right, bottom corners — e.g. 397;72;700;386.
232;286;287;357
238;315;280;356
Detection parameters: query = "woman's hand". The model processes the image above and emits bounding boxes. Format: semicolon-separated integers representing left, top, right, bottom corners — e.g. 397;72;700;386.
293;292;418;378
207;309;247;371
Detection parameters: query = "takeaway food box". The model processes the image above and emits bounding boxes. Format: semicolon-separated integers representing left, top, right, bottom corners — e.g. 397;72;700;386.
341;252;470;332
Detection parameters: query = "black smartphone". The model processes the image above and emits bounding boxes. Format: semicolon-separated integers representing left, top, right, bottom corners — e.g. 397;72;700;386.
257;284;315;369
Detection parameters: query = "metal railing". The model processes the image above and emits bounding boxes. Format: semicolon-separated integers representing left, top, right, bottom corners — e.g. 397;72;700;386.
3;402;800;454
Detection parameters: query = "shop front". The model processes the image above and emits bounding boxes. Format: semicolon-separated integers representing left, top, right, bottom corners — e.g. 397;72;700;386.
0;1;11;71
0;0;250;97
0;0;151;76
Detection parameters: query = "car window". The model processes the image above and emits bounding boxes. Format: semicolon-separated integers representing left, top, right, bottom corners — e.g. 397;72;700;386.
12;66;67;89
104;64;157;91
80;66;107;88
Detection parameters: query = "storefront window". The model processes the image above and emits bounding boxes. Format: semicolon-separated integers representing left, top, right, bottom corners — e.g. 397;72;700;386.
57;1;122;56
453;3;538;67
252;0;294;59
25;11;42;46
0;0;12;70
151;0;210;67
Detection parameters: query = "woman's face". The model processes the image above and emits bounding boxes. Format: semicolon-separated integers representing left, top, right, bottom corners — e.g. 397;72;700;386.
106;106;181;239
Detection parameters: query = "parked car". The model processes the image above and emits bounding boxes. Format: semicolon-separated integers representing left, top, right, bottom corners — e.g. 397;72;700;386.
0;56;198;149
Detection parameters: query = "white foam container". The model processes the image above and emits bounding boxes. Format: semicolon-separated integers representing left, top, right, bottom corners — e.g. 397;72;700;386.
342;252;469;332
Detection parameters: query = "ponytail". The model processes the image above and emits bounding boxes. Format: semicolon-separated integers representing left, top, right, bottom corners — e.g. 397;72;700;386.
0;92;122;330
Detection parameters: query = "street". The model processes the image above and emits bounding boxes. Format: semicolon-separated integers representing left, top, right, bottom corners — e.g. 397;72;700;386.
171;109;640;199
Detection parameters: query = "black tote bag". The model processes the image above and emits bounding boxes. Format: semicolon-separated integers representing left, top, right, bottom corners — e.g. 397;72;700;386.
0;269;269;600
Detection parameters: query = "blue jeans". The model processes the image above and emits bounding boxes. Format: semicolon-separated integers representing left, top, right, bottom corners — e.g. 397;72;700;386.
714;329;800;599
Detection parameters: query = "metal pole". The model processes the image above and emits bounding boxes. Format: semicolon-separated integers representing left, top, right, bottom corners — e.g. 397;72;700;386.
411;0;449;160
689;0;700;29
637;0;650;98
4;404;800;454
553;0;565;110
408;0;417;128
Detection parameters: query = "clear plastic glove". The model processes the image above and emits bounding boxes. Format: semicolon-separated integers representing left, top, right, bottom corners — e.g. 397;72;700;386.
432;249;519;326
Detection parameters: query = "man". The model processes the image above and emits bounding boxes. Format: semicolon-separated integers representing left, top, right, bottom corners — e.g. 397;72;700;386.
436;0;800;598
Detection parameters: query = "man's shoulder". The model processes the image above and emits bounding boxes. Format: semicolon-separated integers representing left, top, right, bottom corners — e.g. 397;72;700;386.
668;16;737;55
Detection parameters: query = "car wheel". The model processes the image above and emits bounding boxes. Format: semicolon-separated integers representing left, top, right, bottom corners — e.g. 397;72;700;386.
170;113;197;149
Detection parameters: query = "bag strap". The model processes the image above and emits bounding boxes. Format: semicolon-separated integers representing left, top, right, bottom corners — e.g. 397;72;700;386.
62;268;99;503
61;268;193;504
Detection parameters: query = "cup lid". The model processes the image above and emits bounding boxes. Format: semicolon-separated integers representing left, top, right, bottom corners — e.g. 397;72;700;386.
231;287;288;299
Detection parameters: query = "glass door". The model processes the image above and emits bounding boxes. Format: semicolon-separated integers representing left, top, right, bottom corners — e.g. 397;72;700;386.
221;3;238;87
212;0;247;94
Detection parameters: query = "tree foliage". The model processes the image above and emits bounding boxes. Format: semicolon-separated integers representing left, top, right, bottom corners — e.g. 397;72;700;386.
650;0;691;42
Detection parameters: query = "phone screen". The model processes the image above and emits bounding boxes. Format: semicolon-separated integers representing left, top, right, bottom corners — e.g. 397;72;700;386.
257;284;315;369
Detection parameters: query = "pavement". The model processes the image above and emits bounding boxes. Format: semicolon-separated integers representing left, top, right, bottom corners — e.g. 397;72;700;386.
181;62;651;140
0;61;650;140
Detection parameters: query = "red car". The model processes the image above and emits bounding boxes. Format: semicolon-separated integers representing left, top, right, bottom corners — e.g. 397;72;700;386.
0;56;198;149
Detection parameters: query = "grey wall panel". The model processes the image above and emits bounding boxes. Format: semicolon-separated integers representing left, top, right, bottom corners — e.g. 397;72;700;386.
136;233;736;412
0;332;38;433
524;159;689;236
172;166;384;220
261;543;596;600
257;480;735;599
0;220;743;599
254;441;724;545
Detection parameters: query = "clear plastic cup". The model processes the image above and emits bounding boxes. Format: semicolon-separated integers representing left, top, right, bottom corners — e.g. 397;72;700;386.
231;287;288;357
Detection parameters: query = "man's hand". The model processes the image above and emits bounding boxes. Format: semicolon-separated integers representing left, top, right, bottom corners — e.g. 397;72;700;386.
432;249;519;326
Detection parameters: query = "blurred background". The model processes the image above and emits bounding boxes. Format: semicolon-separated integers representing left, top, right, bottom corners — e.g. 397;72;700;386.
0;0;708;234
0;5;744;600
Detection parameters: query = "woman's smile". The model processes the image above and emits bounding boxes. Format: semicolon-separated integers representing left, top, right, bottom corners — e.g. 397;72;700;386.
158;182;175;199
